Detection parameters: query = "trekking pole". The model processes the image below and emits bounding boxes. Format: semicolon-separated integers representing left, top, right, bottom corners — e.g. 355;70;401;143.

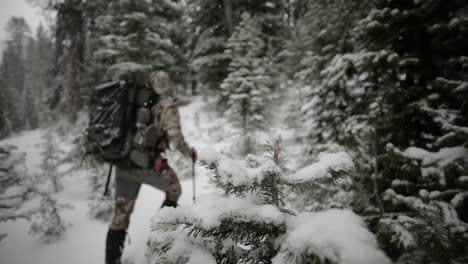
103;164;113;196
192;160;196;204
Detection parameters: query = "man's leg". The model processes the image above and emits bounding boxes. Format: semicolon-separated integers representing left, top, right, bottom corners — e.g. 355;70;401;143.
159;165;181;208
117;162;181;208
106;171;140;264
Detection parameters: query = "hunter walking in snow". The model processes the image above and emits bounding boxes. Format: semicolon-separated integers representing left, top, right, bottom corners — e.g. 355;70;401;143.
101;69;197;264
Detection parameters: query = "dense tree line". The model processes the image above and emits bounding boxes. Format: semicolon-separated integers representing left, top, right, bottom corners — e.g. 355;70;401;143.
0;17;54;138
291;0;468;263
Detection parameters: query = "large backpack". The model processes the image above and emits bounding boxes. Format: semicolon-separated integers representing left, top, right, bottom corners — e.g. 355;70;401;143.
86;62;159;166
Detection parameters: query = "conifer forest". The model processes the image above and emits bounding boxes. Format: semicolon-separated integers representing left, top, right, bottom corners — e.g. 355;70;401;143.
0;1;467;264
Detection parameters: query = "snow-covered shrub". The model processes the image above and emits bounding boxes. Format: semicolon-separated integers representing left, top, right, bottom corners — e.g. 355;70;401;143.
40;132;64;192
1;143;68;242
147;144;390;264
378;191;468;264
29;193;68;243
0;144;34;222
376;144;468;264
93;0;188;86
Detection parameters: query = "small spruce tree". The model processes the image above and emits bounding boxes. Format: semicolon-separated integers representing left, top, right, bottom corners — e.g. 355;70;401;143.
220;12;273;136
147;144;391;264
41;132;64;192
93;0;187;85
0;143;68;243
29;193;68;243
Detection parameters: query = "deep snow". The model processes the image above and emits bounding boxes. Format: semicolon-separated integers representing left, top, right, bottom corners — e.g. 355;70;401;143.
0;97;221;264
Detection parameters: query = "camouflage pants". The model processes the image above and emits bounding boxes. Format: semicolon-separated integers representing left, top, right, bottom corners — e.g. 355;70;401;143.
110;162;181;230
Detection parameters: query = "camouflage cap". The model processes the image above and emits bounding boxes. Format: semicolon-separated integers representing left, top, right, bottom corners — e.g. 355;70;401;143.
150;71;173;96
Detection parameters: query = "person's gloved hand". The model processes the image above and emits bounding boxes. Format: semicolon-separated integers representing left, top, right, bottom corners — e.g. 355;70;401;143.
190;148;197;162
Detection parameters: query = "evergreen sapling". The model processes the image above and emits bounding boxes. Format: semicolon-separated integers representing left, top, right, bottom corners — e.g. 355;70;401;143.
220;12;273;135
147;144;390;264
0;143;68;243
40;132;64;192
29;193;68;243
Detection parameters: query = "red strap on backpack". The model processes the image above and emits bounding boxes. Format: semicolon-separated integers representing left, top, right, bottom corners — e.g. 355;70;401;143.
154;155;162;172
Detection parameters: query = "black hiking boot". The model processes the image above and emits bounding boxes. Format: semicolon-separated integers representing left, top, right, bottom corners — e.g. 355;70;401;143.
160;199;177;208
105;229;126;264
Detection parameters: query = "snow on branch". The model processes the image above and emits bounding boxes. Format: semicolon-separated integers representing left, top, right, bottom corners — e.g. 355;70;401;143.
153;195;285;231
199;148;353;199
283;152;354;193
388;143;467;168
149;144;390;263
381;189;468;261
274;209;390;264
148;229;216;264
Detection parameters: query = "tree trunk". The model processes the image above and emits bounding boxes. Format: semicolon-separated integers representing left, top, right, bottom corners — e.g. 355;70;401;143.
222;0;234;34
372;127;385;217
69;27;84;120
53;0;85;120
54;9;66;77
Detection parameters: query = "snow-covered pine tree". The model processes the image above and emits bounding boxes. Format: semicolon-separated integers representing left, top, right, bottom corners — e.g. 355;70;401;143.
0;17;31;134
0;66;15;139
289;0;373;156
0;18;56;135
349;2;468;263
147;144;391;264
40;132;64;192
189;0;285;95
23;36;40;130
0;144;33;222
188;0;235;94
220;12;273;136
31;24;55;124
29;192;68;243
0;143;68;242
93;0;187;85
279;0;376;216
303;1;468;262
50;0;86;121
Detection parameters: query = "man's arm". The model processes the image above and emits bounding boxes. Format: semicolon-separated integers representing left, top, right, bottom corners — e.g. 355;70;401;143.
157;98;192;158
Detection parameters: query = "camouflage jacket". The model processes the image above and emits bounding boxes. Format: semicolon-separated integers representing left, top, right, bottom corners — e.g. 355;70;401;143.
151;97;191;157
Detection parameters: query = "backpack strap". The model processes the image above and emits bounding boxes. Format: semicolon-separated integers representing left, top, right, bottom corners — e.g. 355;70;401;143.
103;164;113;196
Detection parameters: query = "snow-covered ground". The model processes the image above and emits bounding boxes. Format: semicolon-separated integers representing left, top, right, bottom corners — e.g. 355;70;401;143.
0;96;304;264
0;97;219;264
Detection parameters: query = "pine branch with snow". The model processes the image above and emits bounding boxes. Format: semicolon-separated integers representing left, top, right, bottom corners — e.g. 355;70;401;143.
1;143;69;242
0;144;37;222
379;189;468;264
220;12;274;136
147;143;390;264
